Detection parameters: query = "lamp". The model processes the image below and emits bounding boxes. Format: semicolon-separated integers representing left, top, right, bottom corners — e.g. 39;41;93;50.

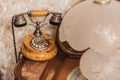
58;0;120;80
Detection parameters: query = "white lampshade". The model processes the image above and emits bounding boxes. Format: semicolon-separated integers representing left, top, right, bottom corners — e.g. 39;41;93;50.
80;49;120;80
59;0;120;55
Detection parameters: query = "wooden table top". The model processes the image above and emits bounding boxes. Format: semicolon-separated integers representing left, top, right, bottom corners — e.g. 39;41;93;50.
14;51;80;80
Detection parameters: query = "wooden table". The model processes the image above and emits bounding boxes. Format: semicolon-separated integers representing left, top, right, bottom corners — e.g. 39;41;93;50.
14;51;80;80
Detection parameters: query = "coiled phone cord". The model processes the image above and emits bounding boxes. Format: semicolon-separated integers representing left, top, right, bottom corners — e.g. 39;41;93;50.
12;16;18;63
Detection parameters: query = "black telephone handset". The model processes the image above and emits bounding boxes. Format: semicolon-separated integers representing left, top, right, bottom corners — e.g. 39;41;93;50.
13;10;62;27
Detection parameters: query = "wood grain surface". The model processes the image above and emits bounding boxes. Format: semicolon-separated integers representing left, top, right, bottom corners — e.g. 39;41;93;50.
14;52;80;80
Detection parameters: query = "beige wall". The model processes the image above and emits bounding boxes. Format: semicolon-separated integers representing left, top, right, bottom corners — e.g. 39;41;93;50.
0;0;82;79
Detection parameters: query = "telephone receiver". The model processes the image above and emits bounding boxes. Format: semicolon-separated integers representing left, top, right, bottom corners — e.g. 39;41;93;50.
13;10;62;27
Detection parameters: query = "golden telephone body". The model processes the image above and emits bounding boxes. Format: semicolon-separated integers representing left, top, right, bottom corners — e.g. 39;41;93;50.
21;33;57;61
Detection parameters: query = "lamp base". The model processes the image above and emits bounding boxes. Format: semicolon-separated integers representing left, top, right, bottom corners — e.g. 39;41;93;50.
67;67;87;80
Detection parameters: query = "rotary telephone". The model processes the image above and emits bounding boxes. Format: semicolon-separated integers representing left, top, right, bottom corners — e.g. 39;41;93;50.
12;10;62;63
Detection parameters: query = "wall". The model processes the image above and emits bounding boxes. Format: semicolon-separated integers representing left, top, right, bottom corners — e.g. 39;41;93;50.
0;0;82;80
